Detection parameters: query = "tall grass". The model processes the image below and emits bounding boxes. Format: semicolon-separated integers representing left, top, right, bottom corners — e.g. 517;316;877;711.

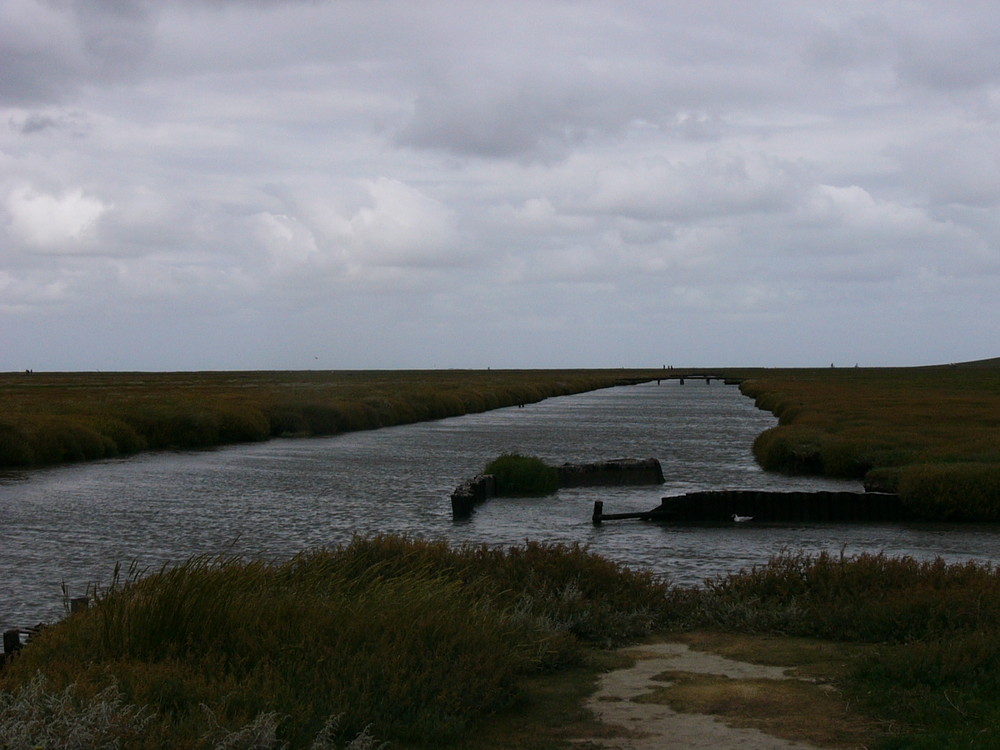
0;535;669;748
0;370;656;469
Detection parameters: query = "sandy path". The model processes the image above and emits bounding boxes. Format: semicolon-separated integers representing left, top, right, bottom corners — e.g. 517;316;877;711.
573;642;824;750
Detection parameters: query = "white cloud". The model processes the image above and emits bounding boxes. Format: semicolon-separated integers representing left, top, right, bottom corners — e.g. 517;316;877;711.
6;186;108;251
345;178;462;269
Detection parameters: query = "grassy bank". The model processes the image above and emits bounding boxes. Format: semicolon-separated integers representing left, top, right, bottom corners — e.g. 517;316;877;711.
737;360;1000;519
4;538;999;748
0;535;668;749
0;369;657;470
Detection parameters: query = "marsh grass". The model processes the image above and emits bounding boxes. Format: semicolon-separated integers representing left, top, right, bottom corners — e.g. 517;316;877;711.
739;364;1000;519
484;453;561;497
0;369;655;469
0;535;669;748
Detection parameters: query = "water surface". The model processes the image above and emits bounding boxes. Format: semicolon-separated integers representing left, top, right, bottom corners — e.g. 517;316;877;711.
3;380;998;631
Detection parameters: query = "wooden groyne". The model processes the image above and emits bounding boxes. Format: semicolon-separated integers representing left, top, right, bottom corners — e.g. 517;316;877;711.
452;458;664;518
558;458;664;487
592;489;907;525
450;473;498;518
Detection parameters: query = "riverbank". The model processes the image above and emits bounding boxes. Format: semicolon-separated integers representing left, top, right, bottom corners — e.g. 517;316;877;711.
0;369;662;470
738;358;1000;520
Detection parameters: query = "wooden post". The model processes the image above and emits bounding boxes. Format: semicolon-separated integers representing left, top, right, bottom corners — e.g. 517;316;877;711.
3;629;22;655
592;500;604;525
71;597;90;614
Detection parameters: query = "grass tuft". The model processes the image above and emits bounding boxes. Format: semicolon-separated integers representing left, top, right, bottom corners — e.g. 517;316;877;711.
484;453;561;497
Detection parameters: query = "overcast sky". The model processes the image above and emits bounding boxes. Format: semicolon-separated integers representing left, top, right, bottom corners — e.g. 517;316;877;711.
2;0;999;371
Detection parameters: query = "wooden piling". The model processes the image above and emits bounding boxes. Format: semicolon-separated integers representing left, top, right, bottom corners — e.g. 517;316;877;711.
3;629;22;656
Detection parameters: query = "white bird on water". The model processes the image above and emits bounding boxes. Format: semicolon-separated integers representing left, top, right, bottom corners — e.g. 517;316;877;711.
732;514;753;522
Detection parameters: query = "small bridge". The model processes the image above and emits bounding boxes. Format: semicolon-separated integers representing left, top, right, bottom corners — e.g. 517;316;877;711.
673;372;727;384
647;372;734;385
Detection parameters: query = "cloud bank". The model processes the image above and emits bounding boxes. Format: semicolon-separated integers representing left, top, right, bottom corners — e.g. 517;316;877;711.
2;0;998;370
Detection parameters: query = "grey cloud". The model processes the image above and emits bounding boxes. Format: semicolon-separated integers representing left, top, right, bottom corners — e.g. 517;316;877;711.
3;0;1000;370
0;0;154;105
893;7;1000;91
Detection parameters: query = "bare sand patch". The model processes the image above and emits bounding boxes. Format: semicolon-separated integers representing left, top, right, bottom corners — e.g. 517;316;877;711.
571;638;879;750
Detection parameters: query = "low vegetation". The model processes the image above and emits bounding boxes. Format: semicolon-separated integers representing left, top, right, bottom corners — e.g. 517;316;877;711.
0;369;656;470
666;551;1000;749
483;453;561;496
737;359;1000;519
5;540;999;748
0;535;669;749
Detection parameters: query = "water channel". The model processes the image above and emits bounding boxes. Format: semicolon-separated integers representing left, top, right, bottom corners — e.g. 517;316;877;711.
3;379;999;632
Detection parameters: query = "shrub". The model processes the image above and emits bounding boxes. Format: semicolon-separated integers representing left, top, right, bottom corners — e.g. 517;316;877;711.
484;453;561;496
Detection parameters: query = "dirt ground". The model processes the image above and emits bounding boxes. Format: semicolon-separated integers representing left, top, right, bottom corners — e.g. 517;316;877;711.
571;639;877;750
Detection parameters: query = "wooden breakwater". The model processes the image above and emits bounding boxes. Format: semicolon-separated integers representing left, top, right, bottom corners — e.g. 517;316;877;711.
558;458;664;487
451;458;664;518
592;489;907;525
450;473;498;518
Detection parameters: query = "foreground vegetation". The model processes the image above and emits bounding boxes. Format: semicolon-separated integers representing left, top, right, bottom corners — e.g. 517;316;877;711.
673;551;1000;749
3;537;1000;748
0;369;655;470
0;536;667;749
738;359;1000;520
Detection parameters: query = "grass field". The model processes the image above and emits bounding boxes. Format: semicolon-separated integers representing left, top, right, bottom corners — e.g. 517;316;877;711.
0;369;658;470
734;358;1000;519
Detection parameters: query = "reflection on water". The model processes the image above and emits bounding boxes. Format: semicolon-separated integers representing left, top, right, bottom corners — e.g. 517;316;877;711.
2;380;998;631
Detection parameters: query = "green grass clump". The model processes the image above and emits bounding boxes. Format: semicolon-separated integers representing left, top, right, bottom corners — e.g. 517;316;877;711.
484;453;561;497
0;535;669;748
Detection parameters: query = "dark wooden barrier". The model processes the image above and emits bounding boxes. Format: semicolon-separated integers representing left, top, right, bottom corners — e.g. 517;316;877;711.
451;473;497;518
593;490;908;525
558;458;664;487
452;458;664;518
